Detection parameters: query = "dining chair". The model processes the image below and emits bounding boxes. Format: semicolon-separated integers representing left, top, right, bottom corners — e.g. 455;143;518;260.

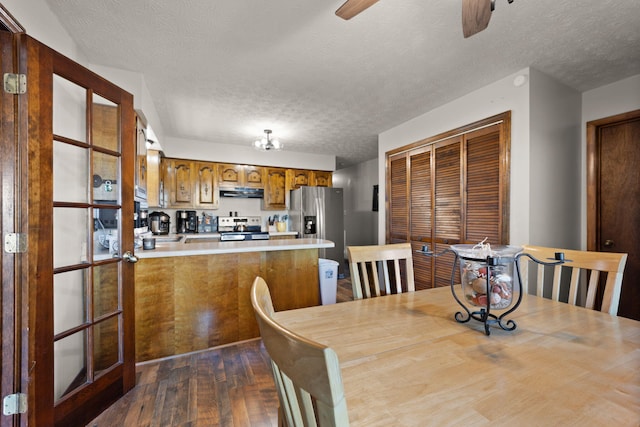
347;243;415;299
520;245;627;315
251;277;349;427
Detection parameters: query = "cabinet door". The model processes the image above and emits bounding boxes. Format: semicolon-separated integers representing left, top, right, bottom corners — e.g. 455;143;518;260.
464;124;503;244
165;158;195;207
409;147;433;290
146;150;162;207
263;167;288;210
195;162;219;209
312;170;332;187
244;165;264;188
134;115;147;200
387;153;409;242
288;169;311;189
433;137;462;287
218;163;243;188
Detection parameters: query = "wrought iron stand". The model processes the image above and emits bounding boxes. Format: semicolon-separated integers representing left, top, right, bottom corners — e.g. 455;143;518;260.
419;245;565;335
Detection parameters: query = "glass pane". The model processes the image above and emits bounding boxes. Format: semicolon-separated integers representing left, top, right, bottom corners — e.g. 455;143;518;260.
53;141;88;203
54;330;87;402
53;75;86;142
92;96;119;151
93;151;119;202
94;206;120;259
94;263;119;318
93;316;120;376
53;269;88;335
54;207;89;268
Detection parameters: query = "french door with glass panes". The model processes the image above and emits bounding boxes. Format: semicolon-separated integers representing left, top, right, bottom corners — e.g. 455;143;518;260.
18;34;136;427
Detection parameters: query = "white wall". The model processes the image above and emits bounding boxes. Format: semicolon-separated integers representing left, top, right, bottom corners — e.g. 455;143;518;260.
379;68;532;245
333;158;379;251
163;136;336;171
528;68;582;248
89;64;165;144
580;74;640;247
4;0;83;63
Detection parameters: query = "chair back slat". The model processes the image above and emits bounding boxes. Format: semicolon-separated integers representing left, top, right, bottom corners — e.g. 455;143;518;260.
251;277;349;426
520;245;627;315
348;243;415;300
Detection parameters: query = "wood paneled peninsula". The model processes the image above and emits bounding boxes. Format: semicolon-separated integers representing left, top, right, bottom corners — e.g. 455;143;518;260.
134;238;333;362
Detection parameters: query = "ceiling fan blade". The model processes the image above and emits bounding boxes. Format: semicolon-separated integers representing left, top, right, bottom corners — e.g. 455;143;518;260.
462;0;493;38
335;0;380;20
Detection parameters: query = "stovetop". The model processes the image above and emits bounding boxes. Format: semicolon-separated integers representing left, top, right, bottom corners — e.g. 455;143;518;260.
219;231;269;241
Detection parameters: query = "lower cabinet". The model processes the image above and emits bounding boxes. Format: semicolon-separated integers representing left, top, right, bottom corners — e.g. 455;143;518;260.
134;249;320;362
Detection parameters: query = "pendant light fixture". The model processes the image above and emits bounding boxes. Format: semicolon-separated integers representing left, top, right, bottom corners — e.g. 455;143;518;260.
254;129;283;151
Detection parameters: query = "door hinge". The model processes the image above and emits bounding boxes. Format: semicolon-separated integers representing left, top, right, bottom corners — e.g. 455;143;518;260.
4;233;27;253
3;393;27;415
3;73;26;94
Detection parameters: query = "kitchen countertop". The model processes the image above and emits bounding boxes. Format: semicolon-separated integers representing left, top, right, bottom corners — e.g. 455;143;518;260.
136;236;334;259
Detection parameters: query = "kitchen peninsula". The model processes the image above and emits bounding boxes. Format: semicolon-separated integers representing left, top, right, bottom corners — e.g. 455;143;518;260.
134;237;334;362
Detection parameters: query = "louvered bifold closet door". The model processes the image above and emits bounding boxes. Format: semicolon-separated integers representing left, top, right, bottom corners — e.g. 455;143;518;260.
433;138;462;287
388;153;409;242
464;124;502;245
409;147;432;290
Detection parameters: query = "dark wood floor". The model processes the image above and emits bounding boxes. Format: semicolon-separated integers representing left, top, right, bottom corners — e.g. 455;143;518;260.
88;276;353;427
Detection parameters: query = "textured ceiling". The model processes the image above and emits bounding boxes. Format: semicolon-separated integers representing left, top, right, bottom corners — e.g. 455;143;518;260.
44;0;640;168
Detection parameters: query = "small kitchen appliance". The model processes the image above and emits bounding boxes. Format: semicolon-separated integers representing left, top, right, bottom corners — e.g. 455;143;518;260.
149;211;170;235
176;210;188;233
218;216;269;241
186;210;198;233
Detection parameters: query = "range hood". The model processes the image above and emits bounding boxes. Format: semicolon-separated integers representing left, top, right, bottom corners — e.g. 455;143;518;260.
220;187;264;198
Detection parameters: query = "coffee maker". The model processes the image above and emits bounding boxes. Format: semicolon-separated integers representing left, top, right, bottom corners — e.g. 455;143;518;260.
176;210;188;233
186;210;198;233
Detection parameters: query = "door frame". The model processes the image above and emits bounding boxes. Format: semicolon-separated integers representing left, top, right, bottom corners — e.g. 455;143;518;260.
1;6;26;427
586;108;640;250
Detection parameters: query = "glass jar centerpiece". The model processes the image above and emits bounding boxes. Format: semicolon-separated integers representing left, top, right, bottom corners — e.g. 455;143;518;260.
420;239;565;335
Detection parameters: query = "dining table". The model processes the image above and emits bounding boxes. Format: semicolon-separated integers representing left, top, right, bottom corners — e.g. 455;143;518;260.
273;286;640;426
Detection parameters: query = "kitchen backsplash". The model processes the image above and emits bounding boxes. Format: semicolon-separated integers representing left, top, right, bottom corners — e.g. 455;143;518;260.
151;197;288;234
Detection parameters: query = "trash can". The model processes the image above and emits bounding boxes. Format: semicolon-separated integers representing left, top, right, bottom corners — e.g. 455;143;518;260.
318;258;339;305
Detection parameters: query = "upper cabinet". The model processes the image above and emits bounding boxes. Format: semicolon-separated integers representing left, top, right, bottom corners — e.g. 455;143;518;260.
262;167;289;210
218;164;264;188
146;149;163;207
288;169;311;189
164;158;196;208
150;157;331;209
289;169;333;189
195;162;219;209
134;114;147;200
311;170;332;187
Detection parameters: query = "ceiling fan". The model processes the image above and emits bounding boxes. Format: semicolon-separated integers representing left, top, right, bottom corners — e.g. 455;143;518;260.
335;0;514;38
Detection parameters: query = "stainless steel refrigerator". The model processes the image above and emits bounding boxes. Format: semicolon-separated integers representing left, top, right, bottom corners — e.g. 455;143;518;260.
290;186;344;276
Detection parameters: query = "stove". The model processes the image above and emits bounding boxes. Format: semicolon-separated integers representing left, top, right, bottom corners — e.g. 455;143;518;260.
218;216;269;241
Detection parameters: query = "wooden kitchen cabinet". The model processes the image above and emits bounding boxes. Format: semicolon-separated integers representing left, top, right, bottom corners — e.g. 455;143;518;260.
195;162;219;209
287;169;311;189
146;149;163;207
218;163;264;188
134;114;148;200
311;170;332;187
163;158;196;208
262;167;289;210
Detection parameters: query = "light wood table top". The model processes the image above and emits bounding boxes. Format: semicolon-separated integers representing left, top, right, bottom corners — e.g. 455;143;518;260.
274;287;640;426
